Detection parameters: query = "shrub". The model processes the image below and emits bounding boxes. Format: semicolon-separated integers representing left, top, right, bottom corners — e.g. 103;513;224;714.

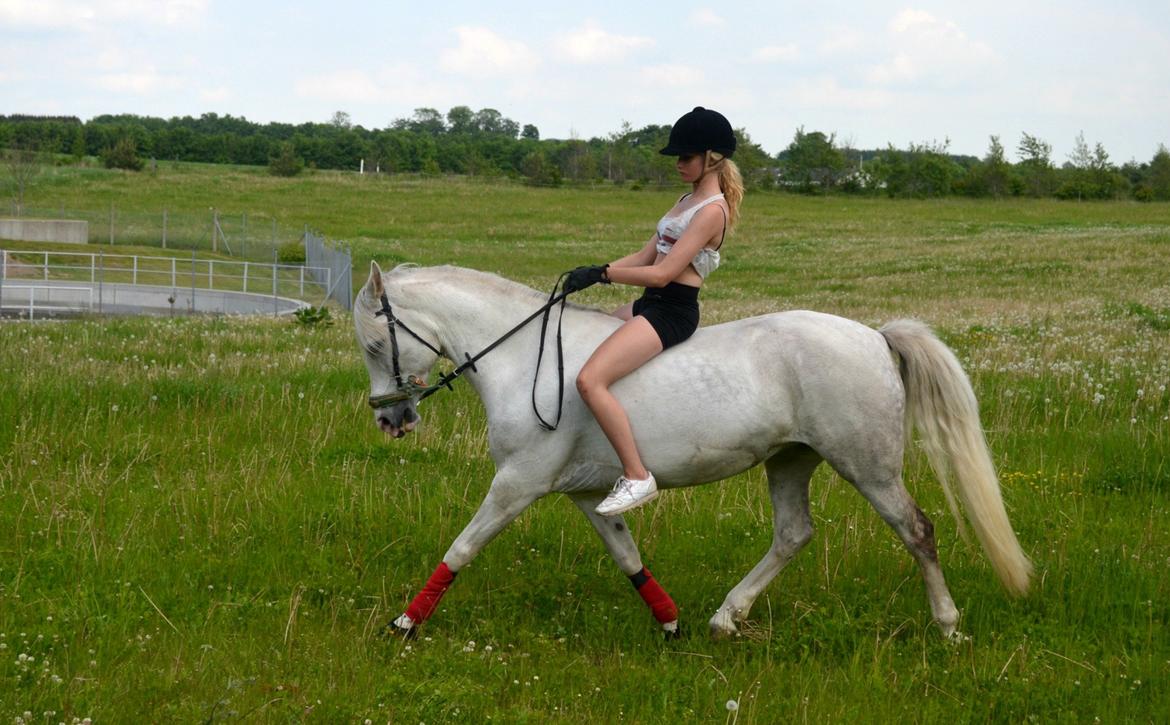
101;137;144;171
293;305;333;327
268;142;304;177
277;240;306;264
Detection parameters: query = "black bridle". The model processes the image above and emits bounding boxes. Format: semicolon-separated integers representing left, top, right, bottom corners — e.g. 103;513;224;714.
367;276;572;430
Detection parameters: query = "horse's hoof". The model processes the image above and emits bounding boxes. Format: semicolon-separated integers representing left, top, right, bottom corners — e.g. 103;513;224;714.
708;608;739;640
662;621;682;641
944;629;970;644
382;622;418;641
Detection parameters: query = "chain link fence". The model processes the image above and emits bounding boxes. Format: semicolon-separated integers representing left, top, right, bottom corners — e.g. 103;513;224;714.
4;203;301;262
304;229;353;311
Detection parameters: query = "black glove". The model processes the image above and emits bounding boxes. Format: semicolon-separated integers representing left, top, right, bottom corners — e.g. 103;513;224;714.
563;264;610;294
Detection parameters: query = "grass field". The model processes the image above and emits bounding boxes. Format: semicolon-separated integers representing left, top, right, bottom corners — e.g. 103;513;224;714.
2;165;1169;722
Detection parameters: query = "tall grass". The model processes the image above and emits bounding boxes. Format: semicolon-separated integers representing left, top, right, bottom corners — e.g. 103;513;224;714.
1;165;1168;721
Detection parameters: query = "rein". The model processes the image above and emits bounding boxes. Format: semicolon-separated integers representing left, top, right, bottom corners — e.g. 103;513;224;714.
368;274;573;430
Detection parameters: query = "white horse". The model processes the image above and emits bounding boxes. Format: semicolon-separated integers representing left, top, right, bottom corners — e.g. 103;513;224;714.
354;262;1031;640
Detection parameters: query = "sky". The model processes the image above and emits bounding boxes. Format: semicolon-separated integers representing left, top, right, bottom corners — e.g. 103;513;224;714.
2;0;1168;162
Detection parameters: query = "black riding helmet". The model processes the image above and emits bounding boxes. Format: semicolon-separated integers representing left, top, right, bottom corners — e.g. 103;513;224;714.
659;106;736;158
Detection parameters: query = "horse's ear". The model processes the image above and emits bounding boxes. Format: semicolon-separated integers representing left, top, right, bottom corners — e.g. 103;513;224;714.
367;261;385;299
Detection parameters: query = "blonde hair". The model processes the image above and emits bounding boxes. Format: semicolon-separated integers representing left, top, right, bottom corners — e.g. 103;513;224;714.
705;151;743;231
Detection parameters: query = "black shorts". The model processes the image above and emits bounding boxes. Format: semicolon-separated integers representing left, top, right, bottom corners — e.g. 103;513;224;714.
632;282;700;349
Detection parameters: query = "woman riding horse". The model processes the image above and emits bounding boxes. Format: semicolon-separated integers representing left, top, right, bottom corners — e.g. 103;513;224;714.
565;106;745;516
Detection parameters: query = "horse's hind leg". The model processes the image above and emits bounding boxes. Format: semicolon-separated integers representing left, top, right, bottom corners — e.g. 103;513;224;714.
570;494;679;637
846;473;961;638
710;445;821;639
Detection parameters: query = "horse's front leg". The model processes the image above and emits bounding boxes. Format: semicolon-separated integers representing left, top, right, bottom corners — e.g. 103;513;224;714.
389;472;543;637
569;493;680;638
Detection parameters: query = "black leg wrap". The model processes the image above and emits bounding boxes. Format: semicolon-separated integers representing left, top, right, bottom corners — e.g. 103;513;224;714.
628;567;650;590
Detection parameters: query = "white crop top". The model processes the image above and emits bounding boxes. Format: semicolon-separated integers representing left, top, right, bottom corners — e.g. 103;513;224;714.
655;192;726;279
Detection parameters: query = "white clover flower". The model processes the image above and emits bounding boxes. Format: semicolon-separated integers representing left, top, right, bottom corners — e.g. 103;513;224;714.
726;699;739;711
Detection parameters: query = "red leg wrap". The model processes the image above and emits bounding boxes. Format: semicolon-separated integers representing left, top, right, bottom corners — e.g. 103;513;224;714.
404;562;457;624
630;567;678;623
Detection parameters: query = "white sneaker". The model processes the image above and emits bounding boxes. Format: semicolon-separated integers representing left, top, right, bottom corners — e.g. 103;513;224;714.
596;473;658;515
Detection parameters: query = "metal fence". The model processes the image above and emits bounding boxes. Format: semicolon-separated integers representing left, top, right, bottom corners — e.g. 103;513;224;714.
303;229;353;311
1;249;329;316
4;204;301;262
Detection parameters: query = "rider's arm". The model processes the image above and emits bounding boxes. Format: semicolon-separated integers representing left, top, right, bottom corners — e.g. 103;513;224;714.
608;233;659;269
605;206;723;288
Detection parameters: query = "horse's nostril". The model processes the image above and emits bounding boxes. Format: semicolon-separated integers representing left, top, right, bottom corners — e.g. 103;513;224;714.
378;416;392;428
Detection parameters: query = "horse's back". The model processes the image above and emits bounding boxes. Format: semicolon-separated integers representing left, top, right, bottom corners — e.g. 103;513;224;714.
598;310;904;488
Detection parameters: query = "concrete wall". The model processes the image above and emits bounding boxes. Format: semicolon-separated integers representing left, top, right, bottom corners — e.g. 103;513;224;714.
0;218;89;244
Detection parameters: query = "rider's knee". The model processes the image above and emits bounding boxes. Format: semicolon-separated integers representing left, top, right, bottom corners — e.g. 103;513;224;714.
576;368;603;400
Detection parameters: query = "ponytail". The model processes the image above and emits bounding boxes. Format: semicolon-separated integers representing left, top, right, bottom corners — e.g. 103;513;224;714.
705;151;743;231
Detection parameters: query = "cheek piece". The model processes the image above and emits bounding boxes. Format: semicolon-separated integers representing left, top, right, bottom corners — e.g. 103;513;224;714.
628;567;679;623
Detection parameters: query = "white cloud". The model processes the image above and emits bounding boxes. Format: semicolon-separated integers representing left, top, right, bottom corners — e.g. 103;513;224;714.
293;64;459;108
440;26;538;76
95;67;181;94
788;75;894;112
0;0;205;29
640;64;702;88
819;26;865;55
295;70;382;102
753;44;799;62
199;86;231;103
688;8;725;27
0;0;94;28
554;21;653;64
865;9;997;86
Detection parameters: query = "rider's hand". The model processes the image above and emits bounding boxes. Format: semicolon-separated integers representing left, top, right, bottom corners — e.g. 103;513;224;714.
564;265;610;294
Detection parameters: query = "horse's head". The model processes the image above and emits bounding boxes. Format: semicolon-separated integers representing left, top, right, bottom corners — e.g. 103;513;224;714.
354;261;442;439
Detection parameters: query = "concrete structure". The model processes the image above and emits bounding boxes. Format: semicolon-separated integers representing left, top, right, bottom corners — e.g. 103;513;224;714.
0;218;89;244
0;279;307;318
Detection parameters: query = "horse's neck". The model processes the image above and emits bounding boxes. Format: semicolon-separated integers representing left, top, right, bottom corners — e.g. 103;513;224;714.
397;268;566;390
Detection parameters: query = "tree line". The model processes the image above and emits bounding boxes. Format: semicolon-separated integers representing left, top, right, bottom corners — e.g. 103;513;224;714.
2;110;1168;201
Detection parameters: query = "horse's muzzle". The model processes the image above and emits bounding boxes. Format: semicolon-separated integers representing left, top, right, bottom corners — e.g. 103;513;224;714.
376;403;419;439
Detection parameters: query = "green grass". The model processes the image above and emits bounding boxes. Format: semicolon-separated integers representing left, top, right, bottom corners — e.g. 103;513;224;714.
2;164;1169;722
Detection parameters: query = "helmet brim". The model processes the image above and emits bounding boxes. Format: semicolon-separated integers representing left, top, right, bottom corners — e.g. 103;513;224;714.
659;144;735;158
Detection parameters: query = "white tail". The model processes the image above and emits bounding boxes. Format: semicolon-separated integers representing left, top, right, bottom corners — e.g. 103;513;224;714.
880;319;1032;596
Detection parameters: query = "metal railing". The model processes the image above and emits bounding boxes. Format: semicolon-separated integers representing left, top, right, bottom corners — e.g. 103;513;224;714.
2;284;93;319
1;250;330;315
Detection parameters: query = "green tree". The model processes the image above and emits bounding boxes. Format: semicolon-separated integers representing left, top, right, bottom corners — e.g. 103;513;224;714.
982;135;1013;197
4;141;43;213
446;106;475;135
70;126;88;161
1148;145;1170;200
268;141;304;176
871;140;959;198
101;137;144;171
781;127;846;193
1016;133;1056;197
394;108;446;136
521;124;540;141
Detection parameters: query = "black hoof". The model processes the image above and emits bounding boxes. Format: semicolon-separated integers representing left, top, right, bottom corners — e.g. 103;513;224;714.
663;624;683;641
382;622;418;641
